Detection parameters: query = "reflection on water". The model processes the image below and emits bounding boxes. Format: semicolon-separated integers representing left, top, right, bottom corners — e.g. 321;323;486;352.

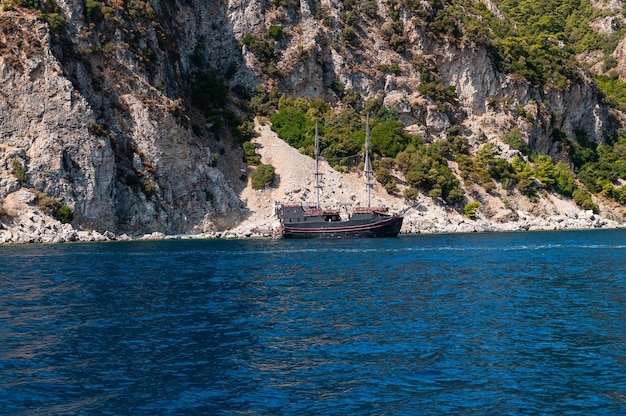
1;231;626;414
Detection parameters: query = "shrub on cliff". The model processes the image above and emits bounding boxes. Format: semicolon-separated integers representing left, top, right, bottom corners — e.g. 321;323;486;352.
34;191;60;212
249;85;279;116
54;205;74;224
12;0;39;9
42;13;69;33
235;120;257;144
11;158;27;183
464;202;480;219
250;164;275;190
33;191;74;223
0;200;15;221
243;141;261;166
241;34;275;64
572;189;599;214
503;128;529;155
191;69;228;115
85;0;103;22
268;25;283;41
342;26;358;47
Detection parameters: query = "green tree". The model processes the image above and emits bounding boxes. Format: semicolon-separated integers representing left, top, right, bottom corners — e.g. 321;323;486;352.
511;156;536;196
403;187;419;201
553;162;576;197
241;34;275;63
343;26;358;46
191;69;228;115
503;128;529;155
531;154;556;188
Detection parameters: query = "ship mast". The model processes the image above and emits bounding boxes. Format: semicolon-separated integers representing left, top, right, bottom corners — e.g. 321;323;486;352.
364;114;374;208
314;120;322;209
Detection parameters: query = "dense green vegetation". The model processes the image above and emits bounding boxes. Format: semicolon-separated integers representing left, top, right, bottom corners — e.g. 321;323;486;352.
84;0;102;22
456;143;577;199
240;27;282;75
596;74;626;112
400;142;463;202
241;34;275;64
487;0;626;107
264;95;465;204
569;135;626;209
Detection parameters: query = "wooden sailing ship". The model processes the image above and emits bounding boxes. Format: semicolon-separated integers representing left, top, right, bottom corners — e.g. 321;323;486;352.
276;117;403;238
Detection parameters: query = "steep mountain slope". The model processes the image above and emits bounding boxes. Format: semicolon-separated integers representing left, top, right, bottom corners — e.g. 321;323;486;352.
1;0;626;242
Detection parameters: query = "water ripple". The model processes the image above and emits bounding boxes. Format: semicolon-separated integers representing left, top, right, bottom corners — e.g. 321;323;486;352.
1;230;626;414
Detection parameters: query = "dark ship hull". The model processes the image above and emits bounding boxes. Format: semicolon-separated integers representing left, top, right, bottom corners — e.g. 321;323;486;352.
281;215;403;238
277;204;403;239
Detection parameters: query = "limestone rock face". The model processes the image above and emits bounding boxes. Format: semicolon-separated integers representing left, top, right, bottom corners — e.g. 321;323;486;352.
1;4;246;236
0;14;117;229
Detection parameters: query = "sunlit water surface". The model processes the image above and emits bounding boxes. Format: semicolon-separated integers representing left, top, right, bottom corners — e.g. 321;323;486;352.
2;230;626;415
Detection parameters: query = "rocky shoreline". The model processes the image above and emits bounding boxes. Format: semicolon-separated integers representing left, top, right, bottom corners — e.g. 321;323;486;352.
1;207;624;245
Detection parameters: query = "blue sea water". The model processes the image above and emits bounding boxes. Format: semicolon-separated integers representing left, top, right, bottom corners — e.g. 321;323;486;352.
1;230;626;415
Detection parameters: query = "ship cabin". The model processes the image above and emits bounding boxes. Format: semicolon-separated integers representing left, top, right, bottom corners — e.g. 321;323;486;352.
277;204;341;224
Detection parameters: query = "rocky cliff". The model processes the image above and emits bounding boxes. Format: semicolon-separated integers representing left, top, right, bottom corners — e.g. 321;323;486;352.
1;1;249;239
1;0;626;243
